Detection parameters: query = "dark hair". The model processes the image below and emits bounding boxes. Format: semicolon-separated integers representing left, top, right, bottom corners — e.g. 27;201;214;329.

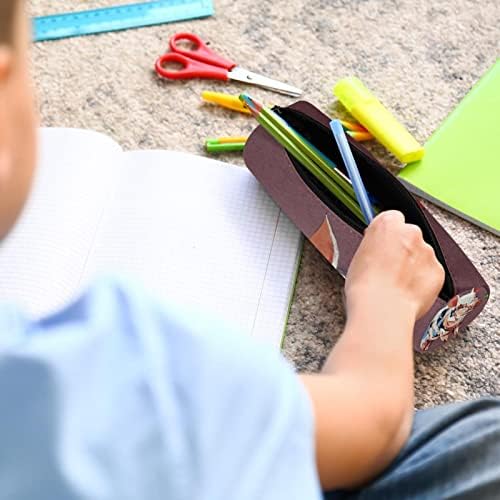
0;0;18;45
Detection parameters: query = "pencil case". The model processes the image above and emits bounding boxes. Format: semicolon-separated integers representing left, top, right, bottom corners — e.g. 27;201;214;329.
243;101;490;353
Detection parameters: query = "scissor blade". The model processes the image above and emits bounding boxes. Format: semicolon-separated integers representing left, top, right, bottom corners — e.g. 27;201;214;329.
228;67;302;97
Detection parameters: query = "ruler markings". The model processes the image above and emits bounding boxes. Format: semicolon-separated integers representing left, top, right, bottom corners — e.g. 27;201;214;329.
33;1;214;42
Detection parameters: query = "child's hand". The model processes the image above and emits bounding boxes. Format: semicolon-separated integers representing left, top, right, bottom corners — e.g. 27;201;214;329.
307;210;444;489
345;210;445;320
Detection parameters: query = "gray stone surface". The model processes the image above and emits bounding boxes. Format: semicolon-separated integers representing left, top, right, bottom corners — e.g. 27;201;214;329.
30;0;499;407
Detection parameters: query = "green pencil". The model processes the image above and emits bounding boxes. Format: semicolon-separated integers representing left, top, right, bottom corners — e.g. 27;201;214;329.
241;97;365;222
240;94;366;223
264;108;380;215
260;107;359;204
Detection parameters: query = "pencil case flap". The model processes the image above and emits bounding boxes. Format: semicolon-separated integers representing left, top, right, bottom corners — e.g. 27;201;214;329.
243;101;489;352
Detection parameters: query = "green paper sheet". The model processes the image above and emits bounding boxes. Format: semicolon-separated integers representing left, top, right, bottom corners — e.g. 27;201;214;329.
398;60;500;236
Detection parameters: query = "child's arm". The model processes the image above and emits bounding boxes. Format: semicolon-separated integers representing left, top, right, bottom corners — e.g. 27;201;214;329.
300;210;445;491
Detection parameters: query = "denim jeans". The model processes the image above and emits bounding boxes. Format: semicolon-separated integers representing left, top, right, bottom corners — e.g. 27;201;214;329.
326;397;500;499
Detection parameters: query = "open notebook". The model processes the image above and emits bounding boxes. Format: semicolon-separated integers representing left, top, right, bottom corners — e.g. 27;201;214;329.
0;128;302;348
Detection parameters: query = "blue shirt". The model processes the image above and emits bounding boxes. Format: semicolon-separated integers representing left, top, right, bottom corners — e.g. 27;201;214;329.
0;278;321;500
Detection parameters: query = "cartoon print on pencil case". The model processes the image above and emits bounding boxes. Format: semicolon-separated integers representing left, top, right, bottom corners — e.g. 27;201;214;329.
310;215;339;269
420;288;482;351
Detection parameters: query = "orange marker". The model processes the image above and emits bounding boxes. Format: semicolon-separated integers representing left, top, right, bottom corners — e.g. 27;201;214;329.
341;119;369;133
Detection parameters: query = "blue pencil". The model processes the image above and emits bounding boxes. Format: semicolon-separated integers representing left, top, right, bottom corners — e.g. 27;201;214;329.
329;119;374;224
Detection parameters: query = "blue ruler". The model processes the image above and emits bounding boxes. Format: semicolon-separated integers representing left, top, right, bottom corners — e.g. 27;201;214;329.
33;0;214;42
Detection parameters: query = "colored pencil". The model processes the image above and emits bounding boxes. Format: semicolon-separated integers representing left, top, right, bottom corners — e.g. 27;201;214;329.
240;94;365;223
240;95;358;201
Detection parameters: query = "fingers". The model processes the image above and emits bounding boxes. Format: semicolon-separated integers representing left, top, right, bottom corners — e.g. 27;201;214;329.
367;210;405;232
366;210;443;279
377;210;405;224
369;211;424;248
422;242;446;290
351;209;446;320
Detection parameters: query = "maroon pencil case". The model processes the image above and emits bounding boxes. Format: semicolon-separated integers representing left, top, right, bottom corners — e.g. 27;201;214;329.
243;101;489;353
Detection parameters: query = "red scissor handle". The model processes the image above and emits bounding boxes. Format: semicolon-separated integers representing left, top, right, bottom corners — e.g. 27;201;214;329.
155;52;229;81
169;32;236;70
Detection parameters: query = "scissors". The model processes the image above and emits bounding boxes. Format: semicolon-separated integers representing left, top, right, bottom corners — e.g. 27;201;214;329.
155;33;302;97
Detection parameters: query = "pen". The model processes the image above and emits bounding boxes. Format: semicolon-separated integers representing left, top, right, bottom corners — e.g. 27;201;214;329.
208;136;248;144
205;137;247;153
329;119;374;224
201;91;251;114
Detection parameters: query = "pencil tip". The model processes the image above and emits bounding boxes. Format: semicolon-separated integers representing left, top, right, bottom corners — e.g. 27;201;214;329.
238;93;250;107
239;94;260;114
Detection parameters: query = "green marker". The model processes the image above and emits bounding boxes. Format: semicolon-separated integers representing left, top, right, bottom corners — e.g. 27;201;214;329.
205;136;247;154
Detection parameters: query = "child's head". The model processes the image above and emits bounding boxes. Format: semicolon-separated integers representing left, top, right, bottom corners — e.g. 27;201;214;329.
0;0;37;240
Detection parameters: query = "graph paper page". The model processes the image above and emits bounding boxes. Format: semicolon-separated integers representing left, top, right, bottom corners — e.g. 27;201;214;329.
0;129;301;347
82;150;302;347
0;128;121;315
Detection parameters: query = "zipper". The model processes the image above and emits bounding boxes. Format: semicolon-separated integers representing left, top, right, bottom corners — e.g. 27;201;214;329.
274;106;454;300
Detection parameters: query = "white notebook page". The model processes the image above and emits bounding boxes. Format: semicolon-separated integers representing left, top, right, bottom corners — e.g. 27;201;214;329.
0;128;121;314
0;129;302;347
82;150;302;345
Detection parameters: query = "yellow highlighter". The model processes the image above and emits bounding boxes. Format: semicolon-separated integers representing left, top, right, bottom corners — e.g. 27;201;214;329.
334;77;424;163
